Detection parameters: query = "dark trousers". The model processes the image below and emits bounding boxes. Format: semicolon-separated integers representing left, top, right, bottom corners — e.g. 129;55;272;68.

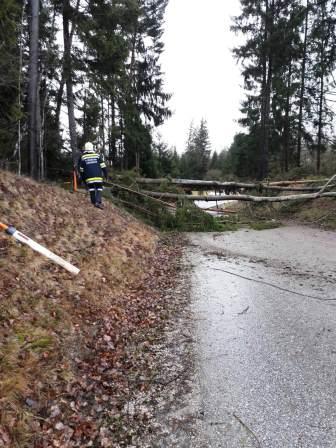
87;182;103;205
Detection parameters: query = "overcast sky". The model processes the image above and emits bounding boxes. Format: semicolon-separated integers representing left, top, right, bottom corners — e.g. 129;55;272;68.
158;0;244;153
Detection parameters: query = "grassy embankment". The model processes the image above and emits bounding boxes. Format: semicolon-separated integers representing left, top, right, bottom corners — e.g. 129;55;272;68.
0;170;184;447
236;197;336;231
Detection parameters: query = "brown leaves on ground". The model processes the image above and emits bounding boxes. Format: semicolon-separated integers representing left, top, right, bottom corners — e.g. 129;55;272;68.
0;171;185;447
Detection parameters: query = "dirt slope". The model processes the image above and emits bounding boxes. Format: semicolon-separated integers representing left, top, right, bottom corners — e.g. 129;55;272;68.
280;196;336;229
0;170;182;447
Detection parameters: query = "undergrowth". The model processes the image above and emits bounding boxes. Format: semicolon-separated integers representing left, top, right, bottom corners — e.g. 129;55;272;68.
104;184;224;232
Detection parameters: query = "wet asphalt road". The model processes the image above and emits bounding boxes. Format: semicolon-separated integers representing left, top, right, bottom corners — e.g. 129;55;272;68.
188;226;336;448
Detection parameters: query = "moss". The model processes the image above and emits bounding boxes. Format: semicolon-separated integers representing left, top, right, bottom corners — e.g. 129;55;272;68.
217;222;241;232
249;221;282;231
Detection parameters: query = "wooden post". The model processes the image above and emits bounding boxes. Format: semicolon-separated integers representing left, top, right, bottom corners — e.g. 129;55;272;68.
73;169;77;192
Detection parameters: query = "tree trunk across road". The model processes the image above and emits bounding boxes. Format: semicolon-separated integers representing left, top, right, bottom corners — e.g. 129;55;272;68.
142;190;336;203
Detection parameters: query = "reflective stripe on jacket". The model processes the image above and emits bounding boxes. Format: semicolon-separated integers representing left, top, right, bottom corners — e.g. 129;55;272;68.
78;151;107;183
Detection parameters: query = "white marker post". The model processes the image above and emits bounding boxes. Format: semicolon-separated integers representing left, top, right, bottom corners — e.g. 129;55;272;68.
0;222;80;275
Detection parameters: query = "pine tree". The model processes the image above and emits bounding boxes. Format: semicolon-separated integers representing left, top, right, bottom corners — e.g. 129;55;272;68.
0;0;22;163
232;0;275;179
62;0;78;162
180;120;211;179
296;0;310;167
232;0;336;178
310;0;336;172
210;151;219;170
0;0;172;178
121;0;171;171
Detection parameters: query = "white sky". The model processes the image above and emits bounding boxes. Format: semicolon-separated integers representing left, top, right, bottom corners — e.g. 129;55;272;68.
158;0;244;153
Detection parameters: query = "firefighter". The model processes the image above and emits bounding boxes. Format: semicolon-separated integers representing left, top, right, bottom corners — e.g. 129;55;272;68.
78;142;107;209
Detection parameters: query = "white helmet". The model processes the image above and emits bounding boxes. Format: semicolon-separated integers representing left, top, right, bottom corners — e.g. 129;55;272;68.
84;142;94;152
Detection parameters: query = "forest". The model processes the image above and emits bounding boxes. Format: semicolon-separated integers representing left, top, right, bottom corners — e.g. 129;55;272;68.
1;0;336;181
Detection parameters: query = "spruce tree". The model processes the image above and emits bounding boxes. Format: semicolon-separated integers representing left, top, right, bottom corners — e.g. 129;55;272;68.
180;120;211;179
0;0;22;163
310;0;336;172
232;0;336;178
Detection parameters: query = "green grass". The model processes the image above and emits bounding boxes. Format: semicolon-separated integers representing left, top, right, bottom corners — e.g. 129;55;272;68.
249;221;282;231
29;336;53;351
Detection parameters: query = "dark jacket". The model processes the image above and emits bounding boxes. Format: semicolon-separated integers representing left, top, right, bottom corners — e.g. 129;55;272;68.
78;151;107;184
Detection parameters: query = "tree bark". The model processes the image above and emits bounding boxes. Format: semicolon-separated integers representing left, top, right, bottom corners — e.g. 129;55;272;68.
63;0;78;163
36;73;43;179
263;51;272;178
317;4;326;174
110;94;117;166
134;177;333;192
317;58;325;174
141;190;336;203
259;0;273;180
297;0;309;167
55;78;66;131
283;60;292;172
101;91;106;153
28;0;40;179
55;0;80;131
119;112;125;170
259;0;268;180
16;0;25;175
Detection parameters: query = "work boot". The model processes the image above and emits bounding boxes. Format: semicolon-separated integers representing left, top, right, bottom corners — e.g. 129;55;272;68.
95;203;104;210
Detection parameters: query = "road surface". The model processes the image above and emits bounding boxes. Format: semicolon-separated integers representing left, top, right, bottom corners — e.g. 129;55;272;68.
188;225;336;448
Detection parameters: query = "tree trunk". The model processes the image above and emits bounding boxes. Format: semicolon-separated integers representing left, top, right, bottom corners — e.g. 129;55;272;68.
135;151;140;172
82;89;87;142
317;63;325;174
55;0;80;132
107;97;111;163
119;112;125;170
297;0;309;167
283;61;292;172
110;94;117;166
63;0;78;163
55;77;66;131
259;1;268;180
263;52;272;178
130;26;138;90
36;74;43;179
140;190;336;203
101;91;106;153
134;177;333;192
28;0;40;179
16;0;25;175
317;6;326;174
259;0;272;180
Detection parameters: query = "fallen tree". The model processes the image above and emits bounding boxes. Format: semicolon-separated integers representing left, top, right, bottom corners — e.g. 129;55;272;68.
139;175;336;203
105;181;176;208
108;175;336;204
134;177;334;193
141;191;336;203
269;179;329;186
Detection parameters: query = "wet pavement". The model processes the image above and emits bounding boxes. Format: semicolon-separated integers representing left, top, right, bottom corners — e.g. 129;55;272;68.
188;226;336;448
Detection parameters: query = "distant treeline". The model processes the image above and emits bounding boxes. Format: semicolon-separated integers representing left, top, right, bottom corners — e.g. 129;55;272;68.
1;0;336;182
142;0;336;181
